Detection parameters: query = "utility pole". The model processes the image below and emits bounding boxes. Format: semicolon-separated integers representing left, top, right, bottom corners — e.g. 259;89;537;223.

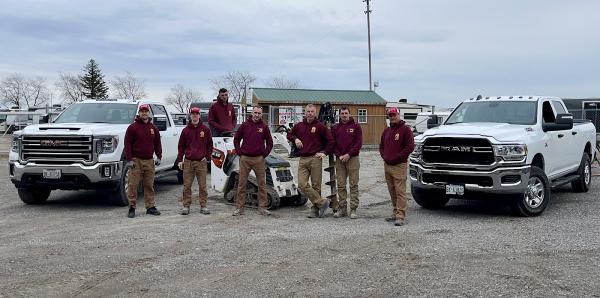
364;0;373;91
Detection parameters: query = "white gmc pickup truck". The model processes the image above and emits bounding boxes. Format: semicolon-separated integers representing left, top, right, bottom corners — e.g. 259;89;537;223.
409;96;597;216
8;99;183;205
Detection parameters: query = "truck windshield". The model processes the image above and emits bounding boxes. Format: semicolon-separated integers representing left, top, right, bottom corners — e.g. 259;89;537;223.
54;103;137;124
445;101;537;125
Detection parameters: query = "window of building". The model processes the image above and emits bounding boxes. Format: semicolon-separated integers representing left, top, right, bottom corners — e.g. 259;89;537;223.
358;109;367;123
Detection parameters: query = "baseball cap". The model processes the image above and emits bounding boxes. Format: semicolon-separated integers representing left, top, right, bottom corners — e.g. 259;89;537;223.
138;104;150;112
387;107;399;115
190;107;201;114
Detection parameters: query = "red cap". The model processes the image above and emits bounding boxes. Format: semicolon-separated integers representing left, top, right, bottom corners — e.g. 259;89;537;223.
190;107;201;114
138;104;150;112
387;107;399;115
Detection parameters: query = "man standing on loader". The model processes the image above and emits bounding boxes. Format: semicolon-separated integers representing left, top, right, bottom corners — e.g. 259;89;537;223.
287;104;334;218
208;88;237;137
177;107;213;215
331;106;363;219
379;107;415;226
124;104;162;218
232;105;273;216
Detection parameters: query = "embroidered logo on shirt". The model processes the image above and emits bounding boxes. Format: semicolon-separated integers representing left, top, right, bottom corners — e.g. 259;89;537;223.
395;133;400;141
150;128;155;135
228;110;232;117
257;127;263;133
311;126;316;133
348;128;354;133
200;131;205;138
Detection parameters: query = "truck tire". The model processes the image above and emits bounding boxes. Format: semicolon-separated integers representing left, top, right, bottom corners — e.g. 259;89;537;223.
177;169;184;184
511;166;550;217
18;188;51;204
411;186;449;209
571;154;592;192
108;165;130;206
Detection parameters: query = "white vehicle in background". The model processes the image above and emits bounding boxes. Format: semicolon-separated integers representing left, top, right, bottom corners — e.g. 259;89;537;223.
409;96;596;216
8;99;183;205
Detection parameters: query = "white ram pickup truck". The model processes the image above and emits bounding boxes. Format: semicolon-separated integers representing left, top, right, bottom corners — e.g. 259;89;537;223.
409;96;596;216
8;99;183;205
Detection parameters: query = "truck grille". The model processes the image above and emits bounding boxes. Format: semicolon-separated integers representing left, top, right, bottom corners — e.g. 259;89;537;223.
422;137;495;165
21;135;93;164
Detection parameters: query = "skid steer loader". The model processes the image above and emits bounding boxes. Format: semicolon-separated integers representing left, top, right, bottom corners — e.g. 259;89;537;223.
210;133;307;209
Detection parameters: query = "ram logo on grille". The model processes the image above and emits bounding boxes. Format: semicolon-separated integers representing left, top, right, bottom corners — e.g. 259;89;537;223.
40;140;65;146
440;146;472;153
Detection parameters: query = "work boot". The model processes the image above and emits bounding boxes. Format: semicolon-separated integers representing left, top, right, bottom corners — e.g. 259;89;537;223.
257;208;271;216
181;207;190;215
127;208;135;218
333;207;348;218
350;209;358;219
200;207;211;215
385;214;396;222
394;218;406;226
146;207;161;216
318;199;330;218
232;208;244;216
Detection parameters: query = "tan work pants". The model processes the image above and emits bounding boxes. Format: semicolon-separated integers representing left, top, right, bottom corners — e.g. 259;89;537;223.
236;155;268;209
128;158;156;209
182;160;208;208
384;162;408;219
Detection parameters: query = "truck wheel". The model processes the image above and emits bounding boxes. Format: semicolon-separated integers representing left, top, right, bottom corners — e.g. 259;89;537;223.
108;165;130;206
18;188;51;204
411;186;449;209
177;169;184;184
571;154;592;192
511;166;550;217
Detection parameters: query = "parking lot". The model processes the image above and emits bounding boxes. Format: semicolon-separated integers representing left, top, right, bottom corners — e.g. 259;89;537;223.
1;151;600;297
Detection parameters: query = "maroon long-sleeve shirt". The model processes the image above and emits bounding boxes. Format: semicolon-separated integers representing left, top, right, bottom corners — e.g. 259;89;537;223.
208;100;236;134
332;117;363;157
177;121;213;162
287;118;334;157
234;118;273;157
124;116;162;161
379;120;415;165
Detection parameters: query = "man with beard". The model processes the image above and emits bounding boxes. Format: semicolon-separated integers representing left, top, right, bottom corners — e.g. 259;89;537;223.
208;88;237;137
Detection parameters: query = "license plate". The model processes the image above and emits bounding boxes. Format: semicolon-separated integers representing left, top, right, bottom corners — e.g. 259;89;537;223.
445;184;464;195
43;169;61;179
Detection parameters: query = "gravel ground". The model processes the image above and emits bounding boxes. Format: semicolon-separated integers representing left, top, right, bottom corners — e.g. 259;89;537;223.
1;152;600;297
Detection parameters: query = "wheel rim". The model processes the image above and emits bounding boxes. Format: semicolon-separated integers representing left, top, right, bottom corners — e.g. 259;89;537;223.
525;176;545;208
584;161;591;185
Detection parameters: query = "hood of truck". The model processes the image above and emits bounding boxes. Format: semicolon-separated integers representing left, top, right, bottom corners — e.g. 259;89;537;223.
21;123;130;136
421;122;534;143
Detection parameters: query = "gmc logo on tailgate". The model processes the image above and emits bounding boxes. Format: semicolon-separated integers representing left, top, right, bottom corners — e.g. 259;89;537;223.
440;146;472;152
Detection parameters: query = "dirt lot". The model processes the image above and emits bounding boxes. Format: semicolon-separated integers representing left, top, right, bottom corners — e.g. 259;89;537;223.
1;151;600;297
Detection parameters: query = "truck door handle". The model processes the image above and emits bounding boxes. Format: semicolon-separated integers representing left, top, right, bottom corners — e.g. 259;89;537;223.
571;131;577;135
558;134;564;138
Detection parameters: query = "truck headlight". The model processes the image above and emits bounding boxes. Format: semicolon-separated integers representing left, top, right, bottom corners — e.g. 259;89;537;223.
11;135;21;153
95;136;119;154
494;144;527;161
410;142;424;158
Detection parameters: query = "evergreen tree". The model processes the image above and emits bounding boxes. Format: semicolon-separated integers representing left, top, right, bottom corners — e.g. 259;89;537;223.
80;59;109;99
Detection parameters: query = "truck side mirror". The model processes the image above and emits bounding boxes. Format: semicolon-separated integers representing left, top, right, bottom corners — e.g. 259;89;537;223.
543;113;573;131
39;114;49;124
154;116;168;131
427;115;440;129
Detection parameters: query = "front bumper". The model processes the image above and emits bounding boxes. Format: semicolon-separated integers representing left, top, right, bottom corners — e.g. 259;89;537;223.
409;162;531;195
9;160;123;190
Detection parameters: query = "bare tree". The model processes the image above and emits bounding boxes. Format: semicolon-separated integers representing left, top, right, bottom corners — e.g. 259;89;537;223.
1;74;52;109
110;71;147;101
55;73;86;104
264;76;301;89
165;84;202;113
210;71;256;104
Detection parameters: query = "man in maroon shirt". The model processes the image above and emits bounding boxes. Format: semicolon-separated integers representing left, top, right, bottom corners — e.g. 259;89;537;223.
331;106;363;219
208;88;237;137
177;107;213;215
232;106;273;216
379;107;415;226
287;104;334;218
124;104;162;218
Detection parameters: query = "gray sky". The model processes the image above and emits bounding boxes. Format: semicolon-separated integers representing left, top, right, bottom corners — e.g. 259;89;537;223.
2;0;600;108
